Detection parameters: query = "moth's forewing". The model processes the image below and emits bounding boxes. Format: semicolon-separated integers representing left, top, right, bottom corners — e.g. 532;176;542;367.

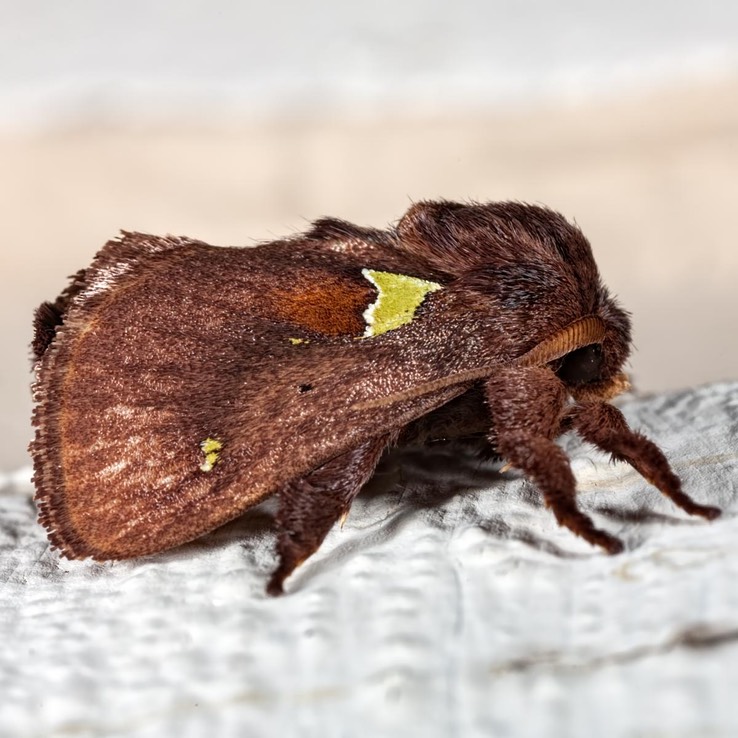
31;233;468;560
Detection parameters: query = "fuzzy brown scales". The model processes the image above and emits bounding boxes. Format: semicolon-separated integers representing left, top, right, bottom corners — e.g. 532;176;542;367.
29;201;720;595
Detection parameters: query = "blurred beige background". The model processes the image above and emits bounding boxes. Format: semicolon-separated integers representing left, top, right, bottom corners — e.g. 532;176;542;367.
2;2;737;470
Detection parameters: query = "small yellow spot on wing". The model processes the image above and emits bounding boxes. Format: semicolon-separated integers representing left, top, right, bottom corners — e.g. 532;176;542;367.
199;437;223;472
288;337;310;345
361;269;442;337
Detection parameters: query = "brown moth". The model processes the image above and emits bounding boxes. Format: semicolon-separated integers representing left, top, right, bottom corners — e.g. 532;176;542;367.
30;201;720;594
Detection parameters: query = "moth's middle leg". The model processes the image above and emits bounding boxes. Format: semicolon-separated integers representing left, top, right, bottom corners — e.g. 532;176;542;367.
267;434;391;595
485;366;624;553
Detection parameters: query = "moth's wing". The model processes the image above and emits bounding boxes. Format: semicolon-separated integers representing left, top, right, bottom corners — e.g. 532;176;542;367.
31;233;468;560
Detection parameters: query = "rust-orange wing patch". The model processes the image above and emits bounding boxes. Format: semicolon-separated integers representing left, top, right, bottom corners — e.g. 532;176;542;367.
268;272;374;336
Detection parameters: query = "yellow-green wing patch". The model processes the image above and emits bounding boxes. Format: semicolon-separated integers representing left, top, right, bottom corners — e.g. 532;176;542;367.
361;269;442;337
199;437;223;472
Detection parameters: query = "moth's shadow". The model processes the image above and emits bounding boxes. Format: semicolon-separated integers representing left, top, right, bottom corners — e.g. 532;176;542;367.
361;439;504;509
354;442;590;559
349;441;714;558
187;503;276;564
590;502;714;528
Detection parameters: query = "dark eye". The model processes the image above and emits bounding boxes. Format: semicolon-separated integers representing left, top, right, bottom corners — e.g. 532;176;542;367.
556;344;603;386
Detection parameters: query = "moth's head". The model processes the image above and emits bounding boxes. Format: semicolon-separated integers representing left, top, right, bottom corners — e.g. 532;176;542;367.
546;292;632;402
553;345;631;402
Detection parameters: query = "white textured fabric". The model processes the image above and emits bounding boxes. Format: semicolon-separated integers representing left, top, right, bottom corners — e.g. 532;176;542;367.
1;382;737;738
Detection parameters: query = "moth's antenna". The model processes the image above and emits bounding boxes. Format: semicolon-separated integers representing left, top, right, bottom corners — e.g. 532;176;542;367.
515;315;605;367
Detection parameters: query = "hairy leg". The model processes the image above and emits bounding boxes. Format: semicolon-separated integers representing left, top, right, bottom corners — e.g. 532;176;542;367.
485;367;624;553
268;434;391;595
567;402;720;520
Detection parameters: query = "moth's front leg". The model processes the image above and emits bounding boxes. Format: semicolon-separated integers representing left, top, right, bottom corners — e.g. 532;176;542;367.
267;434;391;595
485;367;624;553
566;402;720;520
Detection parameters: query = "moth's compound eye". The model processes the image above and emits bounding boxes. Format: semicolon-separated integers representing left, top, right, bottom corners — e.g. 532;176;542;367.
556;344;603;386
